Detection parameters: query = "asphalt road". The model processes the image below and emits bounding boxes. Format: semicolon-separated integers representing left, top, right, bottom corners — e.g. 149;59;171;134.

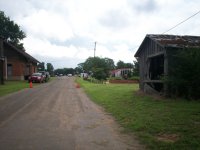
0;77;143;150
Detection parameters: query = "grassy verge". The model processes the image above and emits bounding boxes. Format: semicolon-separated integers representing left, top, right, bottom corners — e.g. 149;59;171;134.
76;77;200;150
0;81;31;97
0;77;56;97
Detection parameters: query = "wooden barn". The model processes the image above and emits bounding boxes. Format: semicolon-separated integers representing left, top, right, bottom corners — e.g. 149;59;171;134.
0;38;39;83
134;34;200;95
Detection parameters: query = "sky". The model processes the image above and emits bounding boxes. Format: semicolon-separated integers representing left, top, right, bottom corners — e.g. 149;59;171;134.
0;0;200;69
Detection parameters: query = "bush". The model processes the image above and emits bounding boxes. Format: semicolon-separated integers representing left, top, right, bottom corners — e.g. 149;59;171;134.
109;77;122;80
166;48;200;99
128;76;139;80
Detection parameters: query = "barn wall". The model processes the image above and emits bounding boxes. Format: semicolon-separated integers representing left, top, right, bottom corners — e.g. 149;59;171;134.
138;37;165;91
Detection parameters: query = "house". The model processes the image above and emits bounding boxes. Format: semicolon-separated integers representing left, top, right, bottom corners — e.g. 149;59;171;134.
134;34;200;95
111;68;133;78
0;38;39;83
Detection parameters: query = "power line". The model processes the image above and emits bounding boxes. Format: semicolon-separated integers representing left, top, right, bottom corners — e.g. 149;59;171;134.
162;10;200;34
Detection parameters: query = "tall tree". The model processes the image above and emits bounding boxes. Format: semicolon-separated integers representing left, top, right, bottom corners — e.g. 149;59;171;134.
37;62;45;71
0;11;26;49
116;60;133;69
81;57;113;80
104;57;115;70
133;59;139;76
116;60;126;69
46;63;54;75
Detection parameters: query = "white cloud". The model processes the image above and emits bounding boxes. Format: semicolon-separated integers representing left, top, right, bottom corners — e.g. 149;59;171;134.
0;0;200;68
20;10;74;42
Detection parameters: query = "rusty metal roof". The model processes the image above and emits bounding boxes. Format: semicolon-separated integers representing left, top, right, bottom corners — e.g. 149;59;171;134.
148;34;200;47
135;34;200;57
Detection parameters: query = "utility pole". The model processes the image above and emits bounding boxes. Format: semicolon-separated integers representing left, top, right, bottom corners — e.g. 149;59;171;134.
94;41;97;58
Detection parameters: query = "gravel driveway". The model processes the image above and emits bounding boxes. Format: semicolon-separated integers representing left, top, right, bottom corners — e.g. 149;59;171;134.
0;77;143;150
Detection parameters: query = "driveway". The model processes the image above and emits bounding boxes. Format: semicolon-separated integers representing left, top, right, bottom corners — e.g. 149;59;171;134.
0;77;143;150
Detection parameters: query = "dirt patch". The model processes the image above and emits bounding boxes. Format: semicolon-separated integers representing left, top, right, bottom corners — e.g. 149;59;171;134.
156;133;179;143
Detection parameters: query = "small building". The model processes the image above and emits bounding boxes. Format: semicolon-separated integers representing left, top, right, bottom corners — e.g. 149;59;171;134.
0;38;39;82
134;34;200;95
111;68;133;78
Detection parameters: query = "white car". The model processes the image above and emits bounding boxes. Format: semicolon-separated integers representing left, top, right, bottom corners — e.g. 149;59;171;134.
67;74;72;77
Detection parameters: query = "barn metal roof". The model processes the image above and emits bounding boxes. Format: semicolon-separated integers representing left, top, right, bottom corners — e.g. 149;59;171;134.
149;34;200;47
135;34;200;57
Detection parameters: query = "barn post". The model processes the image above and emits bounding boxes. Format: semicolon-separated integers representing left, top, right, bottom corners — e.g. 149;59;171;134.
0;39;5;84
163;49;168;96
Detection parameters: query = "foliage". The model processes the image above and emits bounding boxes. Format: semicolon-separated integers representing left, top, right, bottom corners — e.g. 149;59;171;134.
46;63;54;75
166;48;200;99
128;76;139;80
0;81;36;97
0;11;26;49
116;60;133;69
37;62;45;71
109;77;123;80
54;68;75;75
81;57;115;80
76;78;200;150
133;59;139;76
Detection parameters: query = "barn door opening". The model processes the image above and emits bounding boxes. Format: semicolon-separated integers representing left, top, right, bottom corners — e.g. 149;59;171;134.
148;55;164;92
149;55;164;80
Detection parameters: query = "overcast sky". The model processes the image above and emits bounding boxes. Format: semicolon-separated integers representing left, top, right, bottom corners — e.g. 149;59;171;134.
0;0;200;69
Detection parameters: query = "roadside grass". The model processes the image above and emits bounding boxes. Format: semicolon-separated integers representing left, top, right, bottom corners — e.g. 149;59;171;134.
0;81;30;97
76;78;200;150
0;77;56;97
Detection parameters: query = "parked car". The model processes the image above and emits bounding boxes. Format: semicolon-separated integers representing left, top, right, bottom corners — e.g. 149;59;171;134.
29;73;45;83
67;74;72;77
38;71;50;82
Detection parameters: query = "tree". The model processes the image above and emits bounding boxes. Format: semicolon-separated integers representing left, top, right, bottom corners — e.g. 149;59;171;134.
104;57;115;70
37;62;45;71
0;11;26;49
166;48;200;99
133;59;139;76
46;63;54;76
116;60;126;69
81;57;114;80
54;68;75;75
116;60;133;69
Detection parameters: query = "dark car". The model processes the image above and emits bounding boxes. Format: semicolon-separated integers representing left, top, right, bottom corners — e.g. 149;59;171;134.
38;71;50;82
29;73;45;83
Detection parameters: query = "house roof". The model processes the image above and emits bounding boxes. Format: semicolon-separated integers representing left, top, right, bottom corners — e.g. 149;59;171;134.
1;38;40;63
135;34;200;57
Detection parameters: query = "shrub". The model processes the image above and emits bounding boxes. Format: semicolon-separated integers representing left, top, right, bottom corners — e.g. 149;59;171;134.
166;48;200;99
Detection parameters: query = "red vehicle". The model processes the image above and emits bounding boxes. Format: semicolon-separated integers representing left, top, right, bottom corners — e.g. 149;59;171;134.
29;73;45;83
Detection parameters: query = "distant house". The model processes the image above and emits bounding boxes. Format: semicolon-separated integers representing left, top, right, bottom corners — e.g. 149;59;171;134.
111;68;133;78
134;34;200;95
0;38;39;82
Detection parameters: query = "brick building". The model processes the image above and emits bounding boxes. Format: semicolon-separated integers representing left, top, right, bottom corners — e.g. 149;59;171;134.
0;38;39;82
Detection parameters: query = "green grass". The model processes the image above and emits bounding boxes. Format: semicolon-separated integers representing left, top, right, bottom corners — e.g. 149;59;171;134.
0;77;55;97
76;78;200;150
0;81;30;97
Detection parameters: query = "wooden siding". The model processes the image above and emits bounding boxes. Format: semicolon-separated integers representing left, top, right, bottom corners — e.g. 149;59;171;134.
137;37;165;91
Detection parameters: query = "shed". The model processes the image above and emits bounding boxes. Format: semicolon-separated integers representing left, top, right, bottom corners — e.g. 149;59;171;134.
134;34;200;95
0;38;39;82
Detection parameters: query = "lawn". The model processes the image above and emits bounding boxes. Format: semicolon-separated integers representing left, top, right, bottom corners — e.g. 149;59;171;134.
0;77;55;97
0;80;30;97
76;78;200;150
